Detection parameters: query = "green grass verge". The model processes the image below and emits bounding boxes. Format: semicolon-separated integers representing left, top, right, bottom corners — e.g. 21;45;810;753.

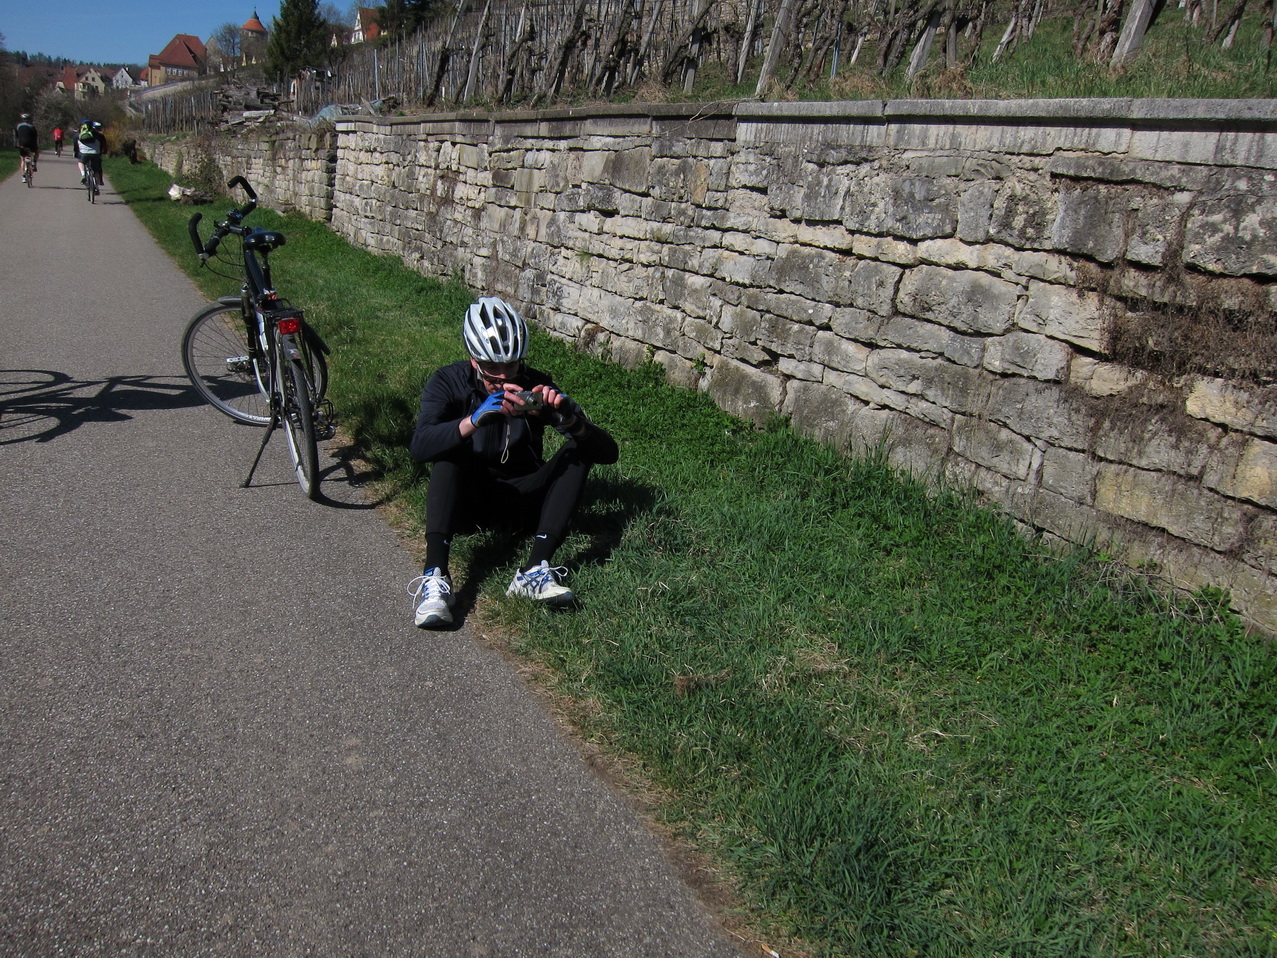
108;155;1277;958
0;147;21;182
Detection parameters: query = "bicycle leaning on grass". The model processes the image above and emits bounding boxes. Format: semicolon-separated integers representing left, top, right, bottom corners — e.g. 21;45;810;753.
181;176;335;499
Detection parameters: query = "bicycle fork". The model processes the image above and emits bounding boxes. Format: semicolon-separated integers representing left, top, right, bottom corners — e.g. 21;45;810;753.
241;327;335;490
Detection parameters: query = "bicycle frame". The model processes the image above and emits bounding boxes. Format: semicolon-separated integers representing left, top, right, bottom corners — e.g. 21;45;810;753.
184;176;333;498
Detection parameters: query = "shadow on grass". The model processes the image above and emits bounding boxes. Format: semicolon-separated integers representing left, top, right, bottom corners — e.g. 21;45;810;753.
444;471;658;624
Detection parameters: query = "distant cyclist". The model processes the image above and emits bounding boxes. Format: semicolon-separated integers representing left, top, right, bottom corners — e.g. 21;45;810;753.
52;125;64;156
74;120;106;192
14;113;39;176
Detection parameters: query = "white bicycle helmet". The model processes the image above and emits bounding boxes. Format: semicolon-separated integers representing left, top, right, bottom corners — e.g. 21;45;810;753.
463;297;528;363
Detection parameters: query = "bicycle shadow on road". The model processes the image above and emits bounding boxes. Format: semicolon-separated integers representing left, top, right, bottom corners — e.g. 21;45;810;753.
236;437;390;512
441;471;660;628
0;369;202;445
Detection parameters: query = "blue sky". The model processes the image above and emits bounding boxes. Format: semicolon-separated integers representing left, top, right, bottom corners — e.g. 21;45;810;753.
2;2;284;66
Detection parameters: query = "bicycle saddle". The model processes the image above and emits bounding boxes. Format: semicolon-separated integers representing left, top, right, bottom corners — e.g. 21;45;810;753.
243;228;286;251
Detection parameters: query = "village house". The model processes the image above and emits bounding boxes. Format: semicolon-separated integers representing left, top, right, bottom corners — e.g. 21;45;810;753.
352;7;382;44
147;34;206;86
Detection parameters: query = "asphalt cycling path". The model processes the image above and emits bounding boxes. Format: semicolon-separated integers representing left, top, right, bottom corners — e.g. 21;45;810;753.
0;154;745;957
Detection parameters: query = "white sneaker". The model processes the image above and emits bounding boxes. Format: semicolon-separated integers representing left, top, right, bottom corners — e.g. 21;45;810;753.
506;561;575;606
408;569;455;628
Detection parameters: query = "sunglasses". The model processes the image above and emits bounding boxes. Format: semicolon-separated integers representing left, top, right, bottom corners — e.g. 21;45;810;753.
474;360;522;382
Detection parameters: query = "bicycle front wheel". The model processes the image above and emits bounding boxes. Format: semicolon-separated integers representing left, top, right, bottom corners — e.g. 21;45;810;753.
280;355;321;499
182;304;271;424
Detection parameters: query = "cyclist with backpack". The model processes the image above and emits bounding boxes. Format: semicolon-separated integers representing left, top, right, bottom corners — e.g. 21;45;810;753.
14;114;39;177
74;120;106;193
406;297;619;628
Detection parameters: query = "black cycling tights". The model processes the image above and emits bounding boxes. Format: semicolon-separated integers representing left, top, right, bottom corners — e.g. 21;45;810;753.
423;442;592;574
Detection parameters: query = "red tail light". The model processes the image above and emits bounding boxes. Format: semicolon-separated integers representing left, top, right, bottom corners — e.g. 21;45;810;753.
278;317;302;335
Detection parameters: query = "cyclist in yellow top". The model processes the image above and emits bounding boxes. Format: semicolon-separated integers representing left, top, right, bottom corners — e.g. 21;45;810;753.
74;120;106;191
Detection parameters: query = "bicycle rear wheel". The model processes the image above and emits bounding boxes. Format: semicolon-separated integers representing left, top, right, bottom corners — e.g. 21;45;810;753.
182;304;272;424
280;354;321;499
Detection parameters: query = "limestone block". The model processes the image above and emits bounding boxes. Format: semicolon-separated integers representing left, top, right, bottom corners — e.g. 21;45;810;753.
1040;445;1098;502
952;415;1036;479
1094;413;1224;478
743;292;828;332
917;237;1013;272
1095;463;1247;551
1069;356;1150;396
1031;486;1115;550
957;181;997;243
602;147;652;194
896;264;1019;334
661;269;717;318
649;157;711;205
729;152;778;191
1186;376;1277;439
799;172;850;224
830;307;885;343
1203;436;1277;508
879;315;984;367
779;357;825;381
842;175;958;239
1128;192;1193;267
865;409;950;478
721;231;779;258
1184;177;1277;276
865;350;979;421
682;316;722;352
1016;281;1105;352
983;330;1072;381
610;336;650;369
705;249;771;287
706;357;785;426
773;246;901;315
731;308;818;358
783;379;868;451
990;377;1094;449
1052;186;1127;263
989;179;1057;251
850;234;919;266
653;349;702;390
1239;510;1277;573
812;330;871;374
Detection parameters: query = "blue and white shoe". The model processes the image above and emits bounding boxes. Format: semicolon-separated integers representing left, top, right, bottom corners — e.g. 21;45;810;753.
408;568;455;627
506;561;575;606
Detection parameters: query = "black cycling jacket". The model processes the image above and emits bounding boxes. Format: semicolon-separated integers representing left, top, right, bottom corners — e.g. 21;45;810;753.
14;122;38;150
409;360;618;477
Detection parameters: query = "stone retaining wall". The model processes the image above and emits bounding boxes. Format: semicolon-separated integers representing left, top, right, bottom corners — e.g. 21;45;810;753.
144;100;1277;632
145;128;337;221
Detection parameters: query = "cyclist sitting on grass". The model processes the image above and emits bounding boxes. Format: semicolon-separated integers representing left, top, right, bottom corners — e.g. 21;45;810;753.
74;120;105;189
14;113;39;172
407;297;619;628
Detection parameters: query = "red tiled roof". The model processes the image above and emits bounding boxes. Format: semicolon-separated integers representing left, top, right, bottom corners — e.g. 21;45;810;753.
243;12;267;34
358;7;382;39
153;34;206;69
